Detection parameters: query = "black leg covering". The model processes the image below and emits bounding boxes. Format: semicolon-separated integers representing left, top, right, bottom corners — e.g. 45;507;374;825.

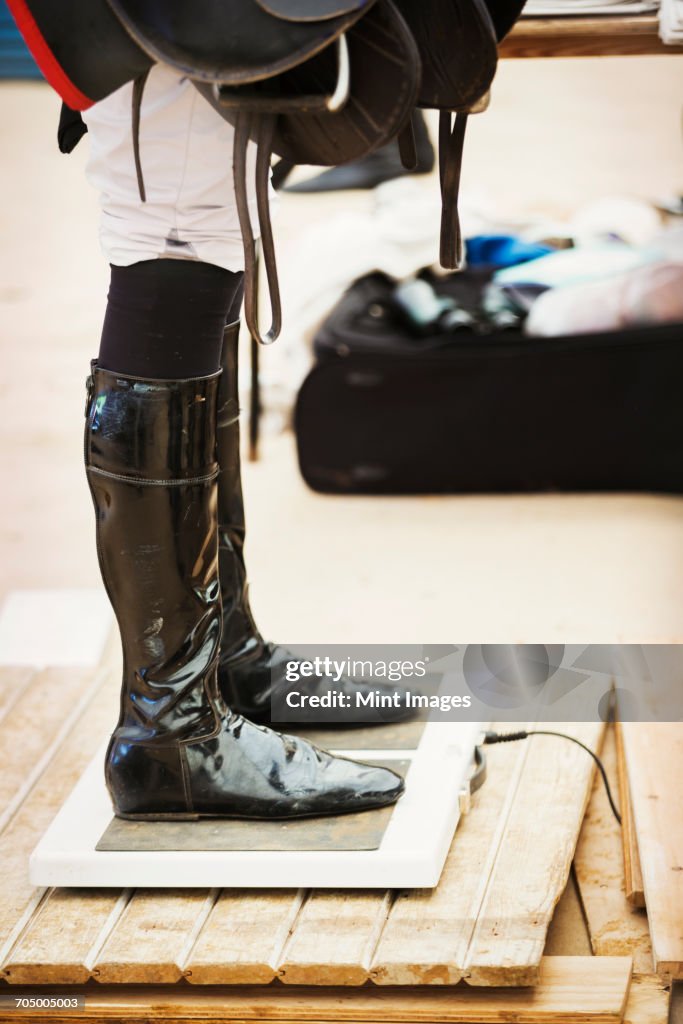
98;259;244;378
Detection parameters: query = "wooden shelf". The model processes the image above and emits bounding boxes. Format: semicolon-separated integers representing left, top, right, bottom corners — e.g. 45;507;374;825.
501;15;683;58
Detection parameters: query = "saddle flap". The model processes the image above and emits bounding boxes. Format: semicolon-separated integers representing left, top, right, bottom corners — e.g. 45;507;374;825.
394;0;498;111
105;0;363;85
256;0;371;21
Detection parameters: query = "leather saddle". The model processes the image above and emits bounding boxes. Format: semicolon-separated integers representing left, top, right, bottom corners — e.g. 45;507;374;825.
10;0;526;344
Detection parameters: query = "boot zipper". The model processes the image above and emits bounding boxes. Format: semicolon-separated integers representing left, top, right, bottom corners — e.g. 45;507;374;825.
84;373;94;419
83;374;94;472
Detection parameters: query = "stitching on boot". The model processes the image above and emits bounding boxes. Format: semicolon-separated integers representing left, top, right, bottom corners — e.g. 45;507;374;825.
87;466;218;486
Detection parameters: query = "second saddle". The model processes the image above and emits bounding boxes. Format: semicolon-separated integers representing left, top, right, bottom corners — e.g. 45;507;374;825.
9;0;527;343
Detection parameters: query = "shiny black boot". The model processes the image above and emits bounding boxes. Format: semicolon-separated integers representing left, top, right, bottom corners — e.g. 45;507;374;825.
215;324;415;727
85;364;404;819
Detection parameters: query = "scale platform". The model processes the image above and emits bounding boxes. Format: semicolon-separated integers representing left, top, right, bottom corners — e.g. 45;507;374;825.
30;720;484;889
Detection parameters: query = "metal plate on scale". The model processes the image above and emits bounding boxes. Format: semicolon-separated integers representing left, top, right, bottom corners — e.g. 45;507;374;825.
97;762;409;853
29;721;484;890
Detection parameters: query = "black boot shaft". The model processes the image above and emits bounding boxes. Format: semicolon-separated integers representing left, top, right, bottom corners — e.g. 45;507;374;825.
87;367;220;482
86;359;404;819
86;366;223;745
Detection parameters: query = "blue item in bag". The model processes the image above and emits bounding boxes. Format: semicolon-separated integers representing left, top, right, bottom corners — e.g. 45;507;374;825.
465;234;554;268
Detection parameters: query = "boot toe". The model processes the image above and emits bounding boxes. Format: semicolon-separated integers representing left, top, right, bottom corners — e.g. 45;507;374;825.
327;756;405;812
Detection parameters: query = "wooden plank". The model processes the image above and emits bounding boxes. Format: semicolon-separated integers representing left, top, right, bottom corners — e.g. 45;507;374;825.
500;16;683;59
0;668;119;975
3;888;131;986
185;890;305;985
615;723;645;907
92;889;219;984
623;975;670;1024
464;722;605;986
371;735;531;985
2;631;127;984
573;726;653;974
0;958;633;1023
278;892;392;986
621;723;683;980
0;667;99;835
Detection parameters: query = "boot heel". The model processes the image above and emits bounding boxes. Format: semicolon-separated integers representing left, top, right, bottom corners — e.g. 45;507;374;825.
106;738;193;818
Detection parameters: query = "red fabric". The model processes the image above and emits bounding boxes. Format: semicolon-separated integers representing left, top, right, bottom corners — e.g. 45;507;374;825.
6;0;93;110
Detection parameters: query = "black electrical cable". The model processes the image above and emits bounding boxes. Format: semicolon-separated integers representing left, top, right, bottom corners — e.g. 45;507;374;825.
482;729;622;826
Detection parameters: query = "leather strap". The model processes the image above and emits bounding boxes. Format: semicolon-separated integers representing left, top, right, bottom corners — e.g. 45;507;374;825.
397;116;417;171
233;111;282;346
132;69;150;203
132;76;283;346
255;114;282;344
438;110;468;270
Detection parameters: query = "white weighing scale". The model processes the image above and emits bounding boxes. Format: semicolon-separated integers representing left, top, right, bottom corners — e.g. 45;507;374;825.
4;592;484;891
30;719;485;889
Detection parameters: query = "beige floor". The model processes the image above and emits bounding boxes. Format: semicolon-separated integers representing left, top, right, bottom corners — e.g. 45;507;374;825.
1;56;683;643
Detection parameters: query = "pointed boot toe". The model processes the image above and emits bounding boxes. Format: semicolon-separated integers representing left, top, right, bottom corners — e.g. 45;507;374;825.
321;756;405;813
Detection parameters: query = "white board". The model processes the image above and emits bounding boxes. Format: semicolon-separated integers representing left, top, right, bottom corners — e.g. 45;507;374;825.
30;720;484;889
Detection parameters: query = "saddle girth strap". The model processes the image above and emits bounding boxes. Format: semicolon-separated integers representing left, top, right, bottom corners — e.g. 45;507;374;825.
438;110;468;271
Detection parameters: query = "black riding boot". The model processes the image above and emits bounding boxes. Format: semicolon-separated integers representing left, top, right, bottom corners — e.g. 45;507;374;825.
85;363;404;819
215;323;415;727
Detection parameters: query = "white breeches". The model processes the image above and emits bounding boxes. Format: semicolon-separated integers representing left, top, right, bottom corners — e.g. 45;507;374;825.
81;64;261;272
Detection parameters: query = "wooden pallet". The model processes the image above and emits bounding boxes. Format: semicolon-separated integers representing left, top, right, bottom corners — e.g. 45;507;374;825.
0;652;605;989
0;646;671;1020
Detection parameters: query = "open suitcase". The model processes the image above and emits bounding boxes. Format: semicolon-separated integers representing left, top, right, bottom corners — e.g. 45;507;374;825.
295;268;683;495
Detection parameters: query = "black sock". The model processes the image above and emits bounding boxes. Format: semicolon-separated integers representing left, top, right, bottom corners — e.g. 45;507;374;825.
98;259;244;378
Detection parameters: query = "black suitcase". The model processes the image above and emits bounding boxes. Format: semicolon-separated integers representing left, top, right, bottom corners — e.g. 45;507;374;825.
295;268;683;494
